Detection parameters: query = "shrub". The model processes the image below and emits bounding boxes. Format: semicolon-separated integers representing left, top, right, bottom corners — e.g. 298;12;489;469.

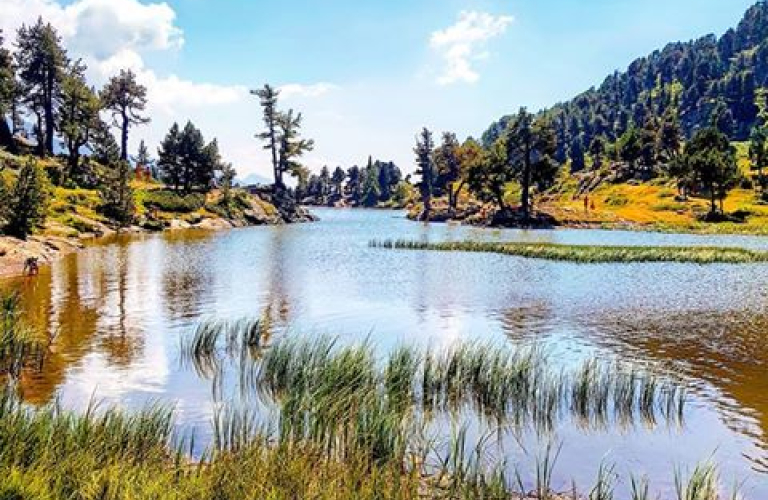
142;190;205;213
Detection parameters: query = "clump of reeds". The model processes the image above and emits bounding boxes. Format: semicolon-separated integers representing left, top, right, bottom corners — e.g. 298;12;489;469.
238;336;687;434
369;239;768;264
180;318;266;378
0;292;44;381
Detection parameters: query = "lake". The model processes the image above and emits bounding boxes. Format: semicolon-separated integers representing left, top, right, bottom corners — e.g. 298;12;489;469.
3;208;768;497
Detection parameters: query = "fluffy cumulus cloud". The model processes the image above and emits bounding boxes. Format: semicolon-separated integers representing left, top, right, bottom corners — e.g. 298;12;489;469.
0;0;181;60
430;11;513;85
0;0;337;176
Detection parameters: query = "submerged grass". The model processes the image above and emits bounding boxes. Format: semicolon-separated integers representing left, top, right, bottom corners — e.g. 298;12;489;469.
369;239;768;264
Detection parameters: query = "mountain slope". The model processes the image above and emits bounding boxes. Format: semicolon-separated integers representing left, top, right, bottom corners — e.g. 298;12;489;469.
484;1;768;163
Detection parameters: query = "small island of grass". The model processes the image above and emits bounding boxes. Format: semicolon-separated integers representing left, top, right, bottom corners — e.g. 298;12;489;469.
370;239;768;264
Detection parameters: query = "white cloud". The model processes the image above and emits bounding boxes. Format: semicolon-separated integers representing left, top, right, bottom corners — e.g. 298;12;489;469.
0;0;181;60
0;0;335;177
430;11;513;85
278;83;339;100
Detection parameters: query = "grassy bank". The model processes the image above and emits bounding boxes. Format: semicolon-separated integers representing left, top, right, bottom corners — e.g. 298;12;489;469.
370;239;768;264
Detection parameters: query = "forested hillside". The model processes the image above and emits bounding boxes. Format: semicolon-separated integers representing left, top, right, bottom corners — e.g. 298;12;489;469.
484;1;768;165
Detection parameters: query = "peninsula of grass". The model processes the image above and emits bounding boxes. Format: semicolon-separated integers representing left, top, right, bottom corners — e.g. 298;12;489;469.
370;239;768;264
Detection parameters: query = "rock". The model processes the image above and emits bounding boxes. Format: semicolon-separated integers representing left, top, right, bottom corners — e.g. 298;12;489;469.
167;219;192;231
195;218;234;230
140;219;165;232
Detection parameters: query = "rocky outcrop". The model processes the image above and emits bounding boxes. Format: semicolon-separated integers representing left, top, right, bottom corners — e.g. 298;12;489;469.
252;187;318;224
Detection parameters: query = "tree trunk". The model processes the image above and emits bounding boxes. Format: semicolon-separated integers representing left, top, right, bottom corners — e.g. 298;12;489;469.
494;187;506;213
45;73;55;155
268;122;280;189
422;195;431;222
451;180;465;211
709;185;717;215
521;147;532;220
0;116;17;154
121;111;129;161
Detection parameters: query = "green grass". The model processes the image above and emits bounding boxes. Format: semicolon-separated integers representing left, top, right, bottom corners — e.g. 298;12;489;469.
138;189;206;213
370;239;768;264
183;326;687;434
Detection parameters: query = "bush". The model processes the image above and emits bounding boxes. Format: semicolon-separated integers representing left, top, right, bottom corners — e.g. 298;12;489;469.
142;190;205;213
604;194;629;207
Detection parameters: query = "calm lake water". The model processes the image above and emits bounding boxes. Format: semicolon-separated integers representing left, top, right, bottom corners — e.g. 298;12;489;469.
3;208;768;497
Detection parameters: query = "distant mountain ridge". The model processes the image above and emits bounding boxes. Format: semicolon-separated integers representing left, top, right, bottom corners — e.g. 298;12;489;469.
484;1;768;163
236;173;272;186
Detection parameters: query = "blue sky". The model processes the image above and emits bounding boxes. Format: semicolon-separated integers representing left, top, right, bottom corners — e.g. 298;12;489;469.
1;0;759;177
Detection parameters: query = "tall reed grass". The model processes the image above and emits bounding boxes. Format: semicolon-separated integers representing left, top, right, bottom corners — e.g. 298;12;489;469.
184;328;687;437
369;239;768;264
0;296;745;499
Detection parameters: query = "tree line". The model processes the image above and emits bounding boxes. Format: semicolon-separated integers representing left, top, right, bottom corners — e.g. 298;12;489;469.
414;106;741;221
298;158;407;207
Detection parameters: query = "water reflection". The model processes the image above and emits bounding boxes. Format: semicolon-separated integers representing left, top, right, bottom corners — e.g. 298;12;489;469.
2;209;768;496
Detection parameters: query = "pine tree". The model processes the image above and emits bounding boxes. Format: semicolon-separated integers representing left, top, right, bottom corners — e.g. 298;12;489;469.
252;84;281;189
90;119;121;166
276;109;314;188
0;30;18;154
505;108;558;219
5;158;49;239
684;127;738;216
361;165;380;207
100;69;150;161
219;163;237;214
158;123;182;191
414;128;435;221
59;61;100;183
346;166;362;204
435;132;462;210
0;171;8;226
319;166;331;202
100;160;135;228
331;166;346;196
15;18;69;156
749;126;768;190
569;135;586;172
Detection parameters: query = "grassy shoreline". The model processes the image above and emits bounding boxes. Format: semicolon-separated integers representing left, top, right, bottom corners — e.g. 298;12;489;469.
370;239;768;264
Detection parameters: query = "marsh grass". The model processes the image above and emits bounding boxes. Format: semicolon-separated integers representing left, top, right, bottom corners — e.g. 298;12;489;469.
0;304;744;500
185;331;688;437
0;293;45;381
369;239;768;264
